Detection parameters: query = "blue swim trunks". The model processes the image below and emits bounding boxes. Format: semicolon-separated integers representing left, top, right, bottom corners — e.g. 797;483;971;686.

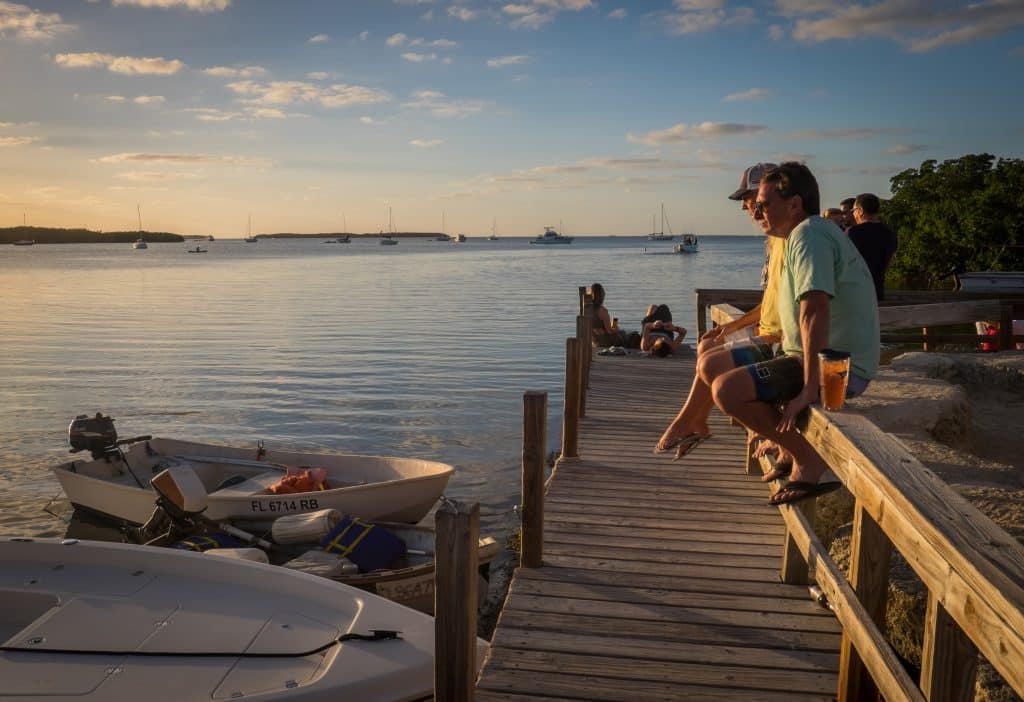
726;337;778;368
747;355;871;404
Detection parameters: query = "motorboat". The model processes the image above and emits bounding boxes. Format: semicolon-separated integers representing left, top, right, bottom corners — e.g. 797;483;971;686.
434;234;452;242
324;235;350;244
132;237;148;250
955;271;1024;292
529;226;573;245
206;235;215;242
379;235;398;246
12;239;34;246
52;414;454;526
675;234;698;254
0;536;478;701
451;233;466;243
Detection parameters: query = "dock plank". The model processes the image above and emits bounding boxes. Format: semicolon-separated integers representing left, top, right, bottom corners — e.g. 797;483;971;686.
475;353;842;699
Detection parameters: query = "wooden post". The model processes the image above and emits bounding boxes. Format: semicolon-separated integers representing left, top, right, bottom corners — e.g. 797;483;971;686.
838;503;894;702
695;290;707;338
561;338;581;459
578;286;587;316
780;498;816;585
434;499;480;702
575;315;590;417
922;326;931;352
581;296;594;390
521;391;547;569
920;592;978;702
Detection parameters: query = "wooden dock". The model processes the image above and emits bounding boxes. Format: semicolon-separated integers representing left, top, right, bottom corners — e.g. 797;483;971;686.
475;353;843;701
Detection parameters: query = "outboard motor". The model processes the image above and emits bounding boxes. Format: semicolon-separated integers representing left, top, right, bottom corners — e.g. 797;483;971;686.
69;413;118;459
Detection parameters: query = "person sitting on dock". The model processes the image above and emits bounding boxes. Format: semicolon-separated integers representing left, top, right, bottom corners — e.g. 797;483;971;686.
710;162;880;506
655;162;791;473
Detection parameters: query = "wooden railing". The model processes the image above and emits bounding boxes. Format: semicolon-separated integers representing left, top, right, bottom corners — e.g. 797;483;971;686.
709;295;1024;702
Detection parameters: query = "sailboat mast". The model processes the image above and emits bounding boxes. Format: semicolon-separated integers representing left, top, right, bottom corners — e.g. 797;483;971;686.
660;203;664;236
137;204;142;233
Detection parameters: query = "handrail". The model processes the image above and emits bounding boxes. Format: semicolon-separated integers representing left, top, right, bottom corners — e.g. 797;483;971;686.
710;296;1024;702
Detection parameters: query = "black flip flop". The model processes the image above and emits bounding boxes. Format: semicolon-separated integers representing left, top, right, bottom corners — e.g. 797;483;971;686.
768;480;843;506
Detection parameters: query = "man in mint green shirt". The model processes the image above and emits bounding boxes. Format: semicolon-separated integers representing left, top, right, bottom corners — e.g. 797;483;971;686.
711;162;880;506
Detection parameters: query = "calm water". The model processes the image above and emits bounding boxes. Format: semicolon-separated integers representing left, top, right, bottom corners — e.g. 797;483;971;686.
0;235;765;537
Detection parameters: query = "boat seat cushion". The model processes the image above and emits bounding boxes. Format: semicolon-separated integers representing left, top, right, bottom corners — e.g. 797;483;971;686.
209;470;283;497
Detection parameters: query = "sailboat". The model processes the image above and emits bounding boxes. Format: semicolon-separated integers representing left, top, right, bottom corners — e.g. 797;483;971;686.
648;204;673;241
488;219;498;240
243;213;257;243
132;204;148;249
435;211;451;241
380;206;398;245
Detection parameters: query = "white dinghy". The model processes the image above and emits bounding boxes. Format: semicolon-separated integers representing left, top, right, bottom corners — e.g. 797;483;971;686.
0;536;479;701
53;414;454;527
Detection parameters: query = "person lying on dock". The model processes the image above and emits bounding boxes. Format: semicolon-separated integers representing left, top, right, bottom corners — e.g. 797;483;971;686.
641;318;686;357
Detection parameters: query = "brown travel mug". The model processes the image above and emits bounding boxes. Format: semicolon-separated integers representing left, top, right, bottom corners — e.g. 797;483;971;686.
818;349;851;411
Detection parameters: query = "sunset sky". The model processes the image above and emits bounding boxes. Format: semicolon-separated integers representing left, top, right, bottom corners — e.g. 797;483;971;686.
1;0;1022;237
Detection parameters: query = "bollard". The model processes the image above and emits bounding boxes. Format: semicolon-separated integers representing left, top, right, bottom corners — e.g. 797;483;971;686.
560;338;580;459
434;499;480;702
521;391;547;568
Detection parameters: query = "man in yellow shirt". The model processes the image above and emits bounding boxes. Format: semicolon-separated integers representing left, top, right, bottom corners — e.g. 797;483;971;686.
655;163;787;474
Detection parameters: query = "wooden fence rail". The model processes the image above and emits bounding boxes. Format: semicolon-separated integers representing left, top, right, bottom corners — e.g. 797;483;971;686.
710;296;1024;702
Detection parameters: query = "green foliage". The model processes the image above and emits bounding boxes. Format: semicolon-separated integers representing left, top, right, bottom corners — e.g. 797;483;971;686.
882;154;1024;288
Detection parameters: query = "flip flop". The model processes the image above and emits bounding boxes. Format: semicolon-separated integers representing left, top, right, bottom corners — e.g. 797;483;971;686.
768;480;843;506
761;459;793;483
672;432;712;461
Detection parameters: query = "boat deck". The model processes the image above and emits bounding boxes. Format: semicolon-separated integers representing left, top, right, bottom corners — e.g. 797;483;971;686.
476;353;842;700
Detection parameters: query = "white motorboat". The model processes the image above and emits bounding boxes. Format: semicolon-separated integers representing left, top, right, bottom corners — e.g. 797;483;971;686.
451;233;466;243
956;271;1024;292
675;234;698;254
53;416;454;526
529;226;573;245
0;536;478;701
132;238;148;250
11;239;34;246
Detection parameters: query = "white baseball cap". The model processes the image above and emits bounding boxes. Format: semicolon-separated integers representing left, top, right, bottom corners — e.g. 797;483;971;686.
728;162;778;200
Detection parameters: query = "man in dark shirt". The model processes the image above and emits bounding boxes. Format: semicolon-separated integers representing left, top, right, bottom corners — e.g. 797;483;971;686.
847;192;898;300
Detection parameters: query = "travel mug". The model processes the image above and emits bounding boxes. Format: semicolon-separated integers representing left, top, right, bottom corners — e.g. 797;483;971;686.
818;349;851;411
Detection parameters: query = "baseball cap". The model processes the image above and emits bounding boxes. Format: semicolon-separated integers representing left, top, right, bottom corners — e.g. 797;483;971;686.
728;162;778;201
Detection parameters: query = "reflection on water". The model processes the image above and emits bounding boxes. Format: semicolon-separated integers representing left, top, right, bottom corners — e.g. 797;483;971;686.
1;235;765;538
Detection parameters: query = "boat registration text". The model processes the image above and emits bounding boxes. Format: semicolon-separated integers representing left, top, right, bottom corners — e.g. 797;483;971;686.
250;498;320;513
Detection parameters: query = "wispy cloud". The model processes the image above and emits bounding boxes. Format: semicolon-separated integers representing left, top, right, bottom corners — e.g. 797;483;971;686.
227;80;390;108
202;65;266;78
113;170;205;181
0;135;41;147
307;33;329;44
785;127;905;140
501;0;594;30
723;87;772;102
184;107;244;122
882;143;925;155
55;52;184;75
627;121;767;145
401;52;437;62
448;6;476;21
608;8;626;20
0;1;74;40
389;33;458;48
487;54;529;68
359;30;369;40
306;71;333;80
401;89;487;118
409;138;443;147
98;152;270;167
111;0;230;10
664;0;756;36
386;32;408;46
106;95;126;102
134;95;165;104
783;0;1024;53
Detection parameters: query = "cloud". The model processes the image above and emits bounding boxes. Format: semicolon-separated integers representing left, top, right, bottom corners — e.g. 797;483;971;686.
226;80;390;108
410;37;458;47
401;89;486;118
386;32;408;46
608;8;626;19
786;0;1024;53
785;127;905;140
487;54;529;68
359;30;369;40
882;143;925;155
113;170;205;181
409;138;443;147
723;87;771;102
503;1;593;30
401;51;437;62
626;121;767;145
185;107;243;122
307;33;329;44
98;152;270;167
448;6;476;21
664;0;756;35
133;95;165;104
111;0;229;10
360;116;385;125
106;95;126;102
306;71;332;80
55;52;184;75
0;135;41;147
0;1;74;40
202;65;266;78
394;0;434;4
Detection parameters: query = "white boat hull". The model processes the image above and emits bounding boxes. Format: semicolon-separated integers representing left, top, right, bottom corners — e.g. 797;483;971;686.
957;271;1024;292
0;537;484;701
53;438;454;526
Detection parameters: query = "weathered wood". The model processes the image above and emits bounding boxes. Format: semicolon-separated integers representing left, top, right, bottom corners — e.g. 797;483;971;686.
435;499;480;702
1000;301;1014;351
781;498;816;585
878;300;1001;329
575;315;590;417
838;504;893;702
920;591;978;702
710;302;748;327
520;391;547;569
578;285;586;316
559;337;580;459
